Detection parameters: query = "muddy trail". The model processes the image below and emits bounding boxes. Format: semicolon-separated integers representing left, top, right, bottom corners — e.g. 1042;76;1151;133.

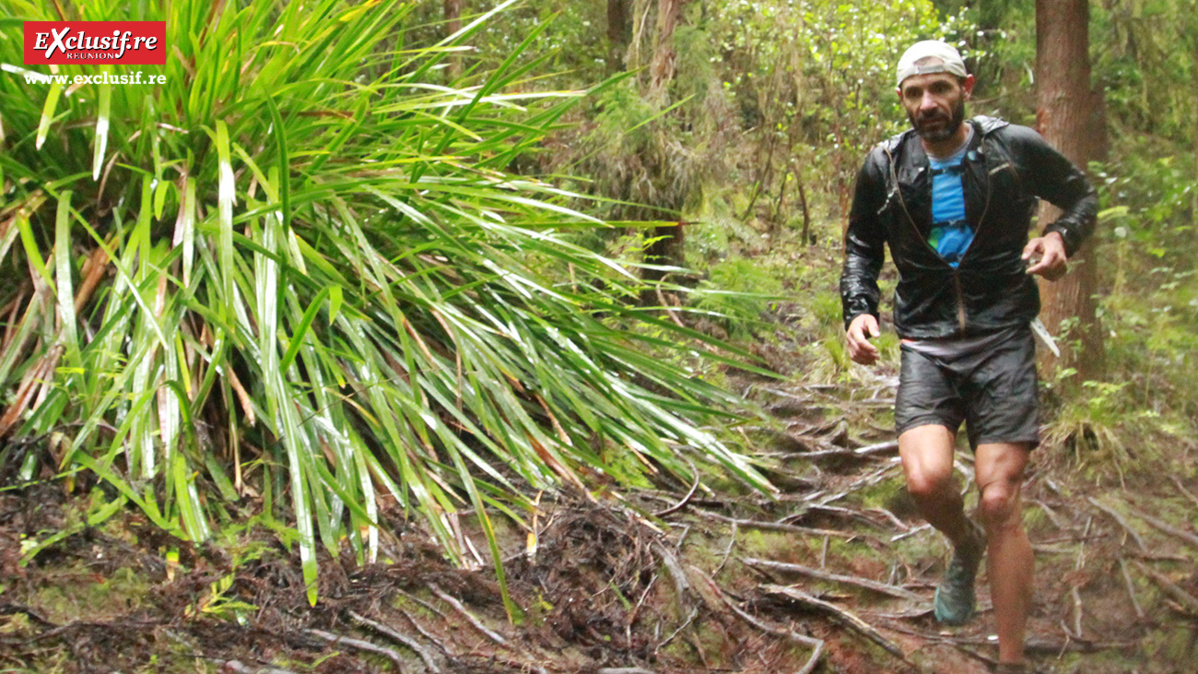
1;369;1196;673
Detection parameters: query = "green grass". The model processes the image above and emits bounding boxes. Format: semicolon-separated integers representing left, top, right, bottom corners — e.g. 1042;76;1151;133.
0;0;771;609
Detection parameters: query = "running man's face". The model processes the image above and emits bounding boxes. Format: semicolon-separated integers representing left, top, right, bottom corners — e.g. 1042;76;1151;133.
898;71;974;143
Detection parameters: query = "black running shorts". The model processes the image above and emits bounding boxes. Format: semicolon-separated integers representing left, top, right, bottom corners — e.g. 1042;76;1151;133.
894;326;1039;450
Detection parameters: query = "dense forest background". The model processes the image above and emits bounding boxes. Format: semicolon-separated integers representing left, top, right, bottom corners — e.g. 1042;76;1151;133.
1;0;1197;671
474;0;1198;433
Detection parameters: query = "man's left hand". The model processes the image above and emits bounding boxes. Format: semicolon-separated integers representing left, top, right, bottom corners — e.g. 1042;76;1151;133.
1023;231;1068;281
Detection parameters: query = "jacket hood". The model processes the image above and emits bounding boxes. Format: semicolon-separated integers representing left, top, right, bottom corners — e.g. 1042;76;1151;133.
971;115;1009;135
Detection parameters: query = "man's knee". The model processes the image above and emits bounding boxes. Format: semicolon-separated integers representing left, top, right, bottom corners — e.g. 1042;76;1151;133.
905;464;956;503
899;425;959;505
978;479;1023;530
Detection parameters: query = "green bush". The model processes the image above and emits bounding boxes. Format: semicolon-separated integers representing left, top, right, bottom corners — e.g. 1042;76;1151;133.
0;0;770;609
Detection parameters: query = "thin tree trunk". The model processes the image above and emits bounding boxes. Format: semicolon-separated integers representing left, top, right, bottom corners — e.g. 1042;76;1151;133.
642;0;689;282
1035;0;1104;379
445;0;463;79
796;169;812;245
607;0;629;73
648;0;685;105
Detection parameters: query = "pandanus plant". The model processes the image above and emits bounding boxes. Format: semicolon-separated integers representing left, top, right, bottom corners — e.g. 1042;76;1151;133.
0;0;770;609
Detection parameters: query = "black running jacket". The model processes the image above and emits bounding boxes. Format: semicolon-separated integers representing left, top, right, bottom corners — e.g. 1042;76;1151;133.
840;116;1098;340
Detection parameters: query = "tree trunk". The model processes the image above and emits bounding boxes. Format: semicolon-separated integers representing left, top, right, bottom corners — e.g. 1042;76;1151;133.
642;0;689;282
607;0;629;73
648;0;686;105
445;0;463;79
1035;0;1104;379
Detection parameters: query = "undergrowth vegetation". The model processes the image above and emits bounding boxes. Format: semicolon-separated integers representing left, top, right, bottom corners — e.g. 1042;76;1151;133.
1;0;1196;623
0;0;773;609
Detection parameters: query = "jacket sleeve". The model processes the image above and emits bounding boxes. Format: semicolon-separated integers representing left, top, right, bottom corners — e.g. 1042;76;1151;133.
840;150;887;330
1008;125;1098;257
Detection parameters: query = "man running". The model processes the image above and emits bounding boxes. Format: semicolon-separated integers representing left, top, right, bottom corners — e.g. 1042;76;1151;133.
839;40;1097;671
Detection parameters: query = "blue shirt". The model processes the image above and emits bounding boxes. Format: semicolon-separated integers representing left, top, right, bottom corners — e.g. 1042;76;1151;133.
927;135;973;266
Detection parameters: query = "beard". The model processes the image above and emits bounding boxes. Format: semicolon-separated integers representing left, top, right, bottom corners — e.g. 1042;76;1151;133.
909;96;966;143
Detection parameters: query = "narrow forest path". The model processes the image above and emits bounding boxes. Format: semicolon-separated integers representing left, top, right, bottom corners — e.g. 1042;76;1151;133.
692;371;1198;674
1;369;1197;673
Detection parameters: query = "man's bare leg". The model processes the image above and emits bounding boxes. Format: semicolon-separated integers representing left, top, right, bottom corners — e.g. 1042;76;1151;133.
898;424;974;547
901;428;1033;663
975;442;1034;666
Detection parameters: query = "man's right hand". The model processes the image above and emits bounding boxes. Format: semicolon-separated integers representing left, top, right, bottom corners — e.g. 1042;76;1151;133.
846;314;881;365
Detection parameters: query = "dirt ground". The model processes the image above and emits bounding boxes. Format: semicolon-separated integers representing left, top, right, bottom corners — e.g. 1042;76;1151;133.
2;363;1198;673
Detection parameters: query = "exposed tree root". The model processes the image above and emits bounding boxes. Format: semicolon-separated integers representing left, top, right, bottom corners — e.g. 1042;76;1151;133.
1087;497;1148;552
1135;561;1198;616
760;583;917;670
722;595;825;674
1121;501;1198;549
348;609;444;673
743;558;922;600
306;628;408;670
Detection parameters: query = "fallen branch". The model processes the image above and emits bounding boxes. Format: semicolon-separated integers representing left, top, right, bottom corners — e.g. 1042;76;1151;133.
1121;502;1198;549
1134;561;1198;615
627;571;661;648
810;461;903;506
1130;551;1190;563
0;603;57;629
751;386;813;404
691;509;860;540
651;461;702;518
220;661;298;674
1070;586;1084;639
306;629;406;671
854;440;900;455
743;558;921;601
880;620;1139;656
891;523;932;543
655;606;698;653
715;521;737;576
790;440;898;462
868;507;910;532
867;620;994;668
850;397;895;407
473;654;547;674
1170;475;1198;510
395;589;448;620
1025;637;1142;654
348;610;442;673
1029;499;1070;531
782;504;891;531
428;584;507;646
722;594;824;674
762;584;916;670
397;608;451;656
1118;557;1146;620
653;542;693;607
1087;498;1147;552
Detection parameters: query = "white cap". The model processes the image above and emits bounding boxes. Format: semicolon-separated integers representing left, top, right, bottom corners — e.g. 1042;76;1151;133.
896;40;968;87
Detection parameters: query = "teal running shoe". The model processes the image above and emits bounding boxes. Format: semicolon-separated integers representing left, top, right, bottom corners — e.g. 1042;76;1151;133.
933;520;985;625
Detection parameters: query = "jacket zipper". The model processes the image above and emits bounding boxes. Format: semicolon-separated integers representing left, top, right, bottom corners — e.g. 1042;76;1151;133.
953;273;967;335
954;147;995;336
886;131;995;338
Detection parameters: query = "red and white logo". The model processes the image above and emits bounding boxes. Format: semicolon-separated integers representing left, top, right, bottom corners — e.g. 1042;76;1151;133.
24;21;166;65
